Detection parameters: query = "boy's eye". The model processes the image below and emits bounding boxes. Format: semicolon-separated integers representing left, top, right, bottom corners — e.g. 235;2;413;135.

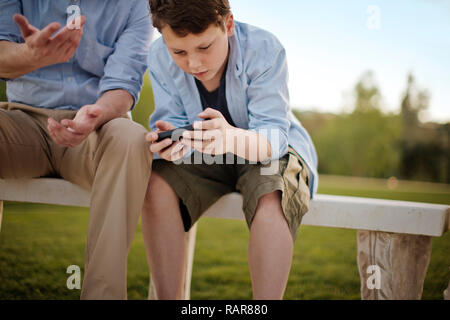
173;50;186;55
199;44;212;50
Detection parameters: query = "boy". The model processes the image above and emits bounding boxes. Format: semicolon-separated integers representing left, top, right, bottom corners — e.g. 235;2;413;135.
143;0;318;299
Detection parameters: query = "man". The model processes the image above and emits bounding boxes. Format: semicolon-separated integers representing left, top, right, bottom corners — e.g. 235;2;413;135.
0;0;153;299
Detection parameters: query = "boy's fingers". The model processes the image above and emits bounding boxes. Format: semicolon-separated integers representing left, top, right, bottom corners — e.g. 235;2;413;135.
182;129;216;141
193;119;220;130
181;137;213;151
145;132;155;142
156;120;176;131
160;141;182;160
150;138;173;153
146;130;162;142
199;108;222;119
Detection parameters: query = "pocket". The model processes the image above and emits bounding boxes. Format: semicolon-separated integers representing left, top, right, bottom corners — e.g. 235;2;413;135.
286;151;310;215
76;37;115;77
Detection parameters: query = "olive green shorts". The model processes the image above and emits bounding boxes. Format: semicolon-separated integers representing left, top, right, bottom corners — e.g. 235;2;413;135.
152;147;311;241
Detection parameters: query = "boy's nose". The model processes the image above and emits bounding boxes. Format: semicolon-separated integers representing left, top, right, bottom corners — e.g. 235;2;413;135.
188;55;202;70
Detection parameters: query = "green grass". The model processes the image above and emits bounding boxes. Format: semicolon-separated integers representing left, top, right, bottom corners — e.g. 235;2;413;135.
0;175;449;300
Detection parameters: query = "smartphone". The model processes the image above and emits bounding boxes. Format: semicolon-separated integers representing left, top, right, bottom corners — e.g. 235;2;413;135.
156;124;195;143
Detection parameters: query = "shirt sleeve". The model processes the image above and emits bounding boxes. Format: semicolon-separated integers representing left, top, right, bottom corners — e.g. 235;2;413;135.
98;0;153;109
246;46;291;161
0;0;22;43
148;60;193;160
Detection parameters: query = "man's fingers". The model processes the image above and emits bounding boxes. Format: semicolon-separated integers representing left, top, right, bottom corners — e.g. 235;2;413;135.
87;105;102;118
36;22;61;46
48;124;72;147
13;14;38;38
48;118;83;144
51;16;84;48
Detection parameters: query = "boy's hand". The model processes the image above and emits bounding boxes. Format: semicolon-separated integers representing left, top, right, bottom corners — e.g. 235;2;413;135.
181;108;236;155
146;120;190;161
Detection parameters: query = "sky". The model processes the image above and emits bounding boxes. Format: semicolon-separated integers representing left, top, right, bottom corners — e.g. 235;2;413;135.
153;0;450;123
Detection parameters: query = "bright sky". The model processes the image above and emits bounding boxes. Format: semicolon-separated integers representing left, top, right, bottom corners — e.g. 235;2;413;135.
153;1;450;123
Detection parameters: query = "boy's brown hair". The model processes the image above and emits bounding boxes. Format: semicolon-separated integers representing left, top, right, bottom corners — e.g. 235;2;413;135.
149;0;231;37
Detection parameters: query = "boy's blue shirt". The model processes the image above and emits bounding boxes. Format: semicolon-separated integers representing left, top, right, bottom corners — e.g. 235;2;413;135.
148;21;319;198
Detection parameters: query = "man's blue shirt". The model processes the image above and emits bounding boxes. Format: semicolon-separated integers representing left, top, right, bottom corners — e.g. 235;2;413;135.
0;0;153;109
148;21;319;197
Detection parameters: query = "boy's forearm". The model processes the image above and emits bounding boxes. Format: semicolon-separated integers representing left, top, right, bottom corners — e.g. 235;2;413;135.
0;41;41;79
229;128;272;162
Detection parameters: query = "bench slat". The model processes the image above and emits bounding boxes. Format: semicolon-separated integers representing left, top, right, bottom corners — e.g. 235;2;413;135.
1;178;448;236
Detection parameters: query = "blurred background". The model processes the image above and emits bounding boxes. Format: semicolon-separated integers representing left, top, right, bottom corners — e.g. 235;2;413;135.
0;0;449;300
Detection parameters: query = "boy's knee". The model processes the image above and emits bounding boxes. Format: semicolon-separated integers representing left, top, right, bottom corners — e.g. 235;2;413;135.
143;172;177;211
254;190;283;222
257;190;282;208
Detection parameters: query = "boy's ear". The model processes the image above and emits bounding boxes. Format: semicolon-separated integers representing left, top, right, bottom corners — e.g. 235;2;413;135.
225;13;235;37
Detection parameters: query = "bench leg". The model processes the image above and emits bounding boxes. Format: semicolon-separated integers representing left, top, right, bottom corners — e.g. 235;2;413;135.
444;270;450;300
357;230;432;300
148;223;198;300
0;200;3;232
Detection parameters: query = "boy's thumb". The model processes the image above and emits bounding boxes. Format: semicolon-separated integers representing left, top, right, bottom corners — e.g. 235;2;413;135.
156;121;174;131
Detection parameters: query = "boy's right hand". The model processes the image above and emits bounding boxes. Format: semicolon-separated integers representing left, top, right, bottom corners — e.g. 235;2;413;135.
146;120;190;162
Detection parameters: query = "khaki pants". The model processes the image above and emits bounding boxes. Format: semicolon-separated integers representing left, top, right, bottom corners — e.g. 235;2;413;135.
0;102;153;299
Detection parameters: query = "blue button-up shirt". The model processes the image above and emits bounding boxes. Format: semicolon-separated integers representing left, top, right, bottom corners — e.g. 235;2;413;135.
0;0;153;109
148;21;319;197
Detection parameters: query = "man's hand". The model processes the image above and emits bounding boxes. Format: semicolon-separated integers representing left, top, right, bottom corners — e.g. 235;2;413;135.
13;13;86;70
47;104;102;148
146;121;191;162
181;108;235;156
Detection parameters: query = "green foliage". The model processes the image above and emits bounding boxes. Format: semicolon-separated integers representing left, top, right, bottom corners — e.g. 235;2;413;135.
0;81;6;101
298;110;402;178
131;72;155;130
297;70;447;183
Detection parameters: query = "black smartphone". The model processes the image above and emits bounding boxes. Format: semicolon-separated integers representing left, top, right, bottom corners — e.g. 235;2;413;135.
156;124;195;143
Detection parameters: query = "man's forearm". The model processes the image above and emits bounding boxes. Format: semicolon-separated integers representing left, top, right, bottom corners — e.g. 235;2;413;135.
0;41;40;79
94;89;134;128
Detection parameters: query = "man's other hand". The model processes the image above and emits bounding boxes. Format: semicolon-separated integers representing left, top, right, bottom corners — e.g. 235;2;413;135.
13;14;86;69
47;104;102;148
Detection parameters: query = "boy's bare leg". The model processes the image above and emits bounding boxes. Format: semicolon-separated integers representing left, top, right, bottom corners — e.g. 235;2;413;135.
142;172;188;300
248;191;294;300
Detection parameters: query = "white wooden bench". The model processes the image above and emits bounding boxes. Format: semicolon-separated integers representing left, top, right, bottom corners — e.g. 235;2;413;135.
0;178;449;300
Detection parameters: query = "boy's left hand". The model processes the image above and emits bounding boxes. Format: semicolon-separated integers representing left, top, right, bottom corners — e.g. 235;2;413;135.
181;108;236;155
